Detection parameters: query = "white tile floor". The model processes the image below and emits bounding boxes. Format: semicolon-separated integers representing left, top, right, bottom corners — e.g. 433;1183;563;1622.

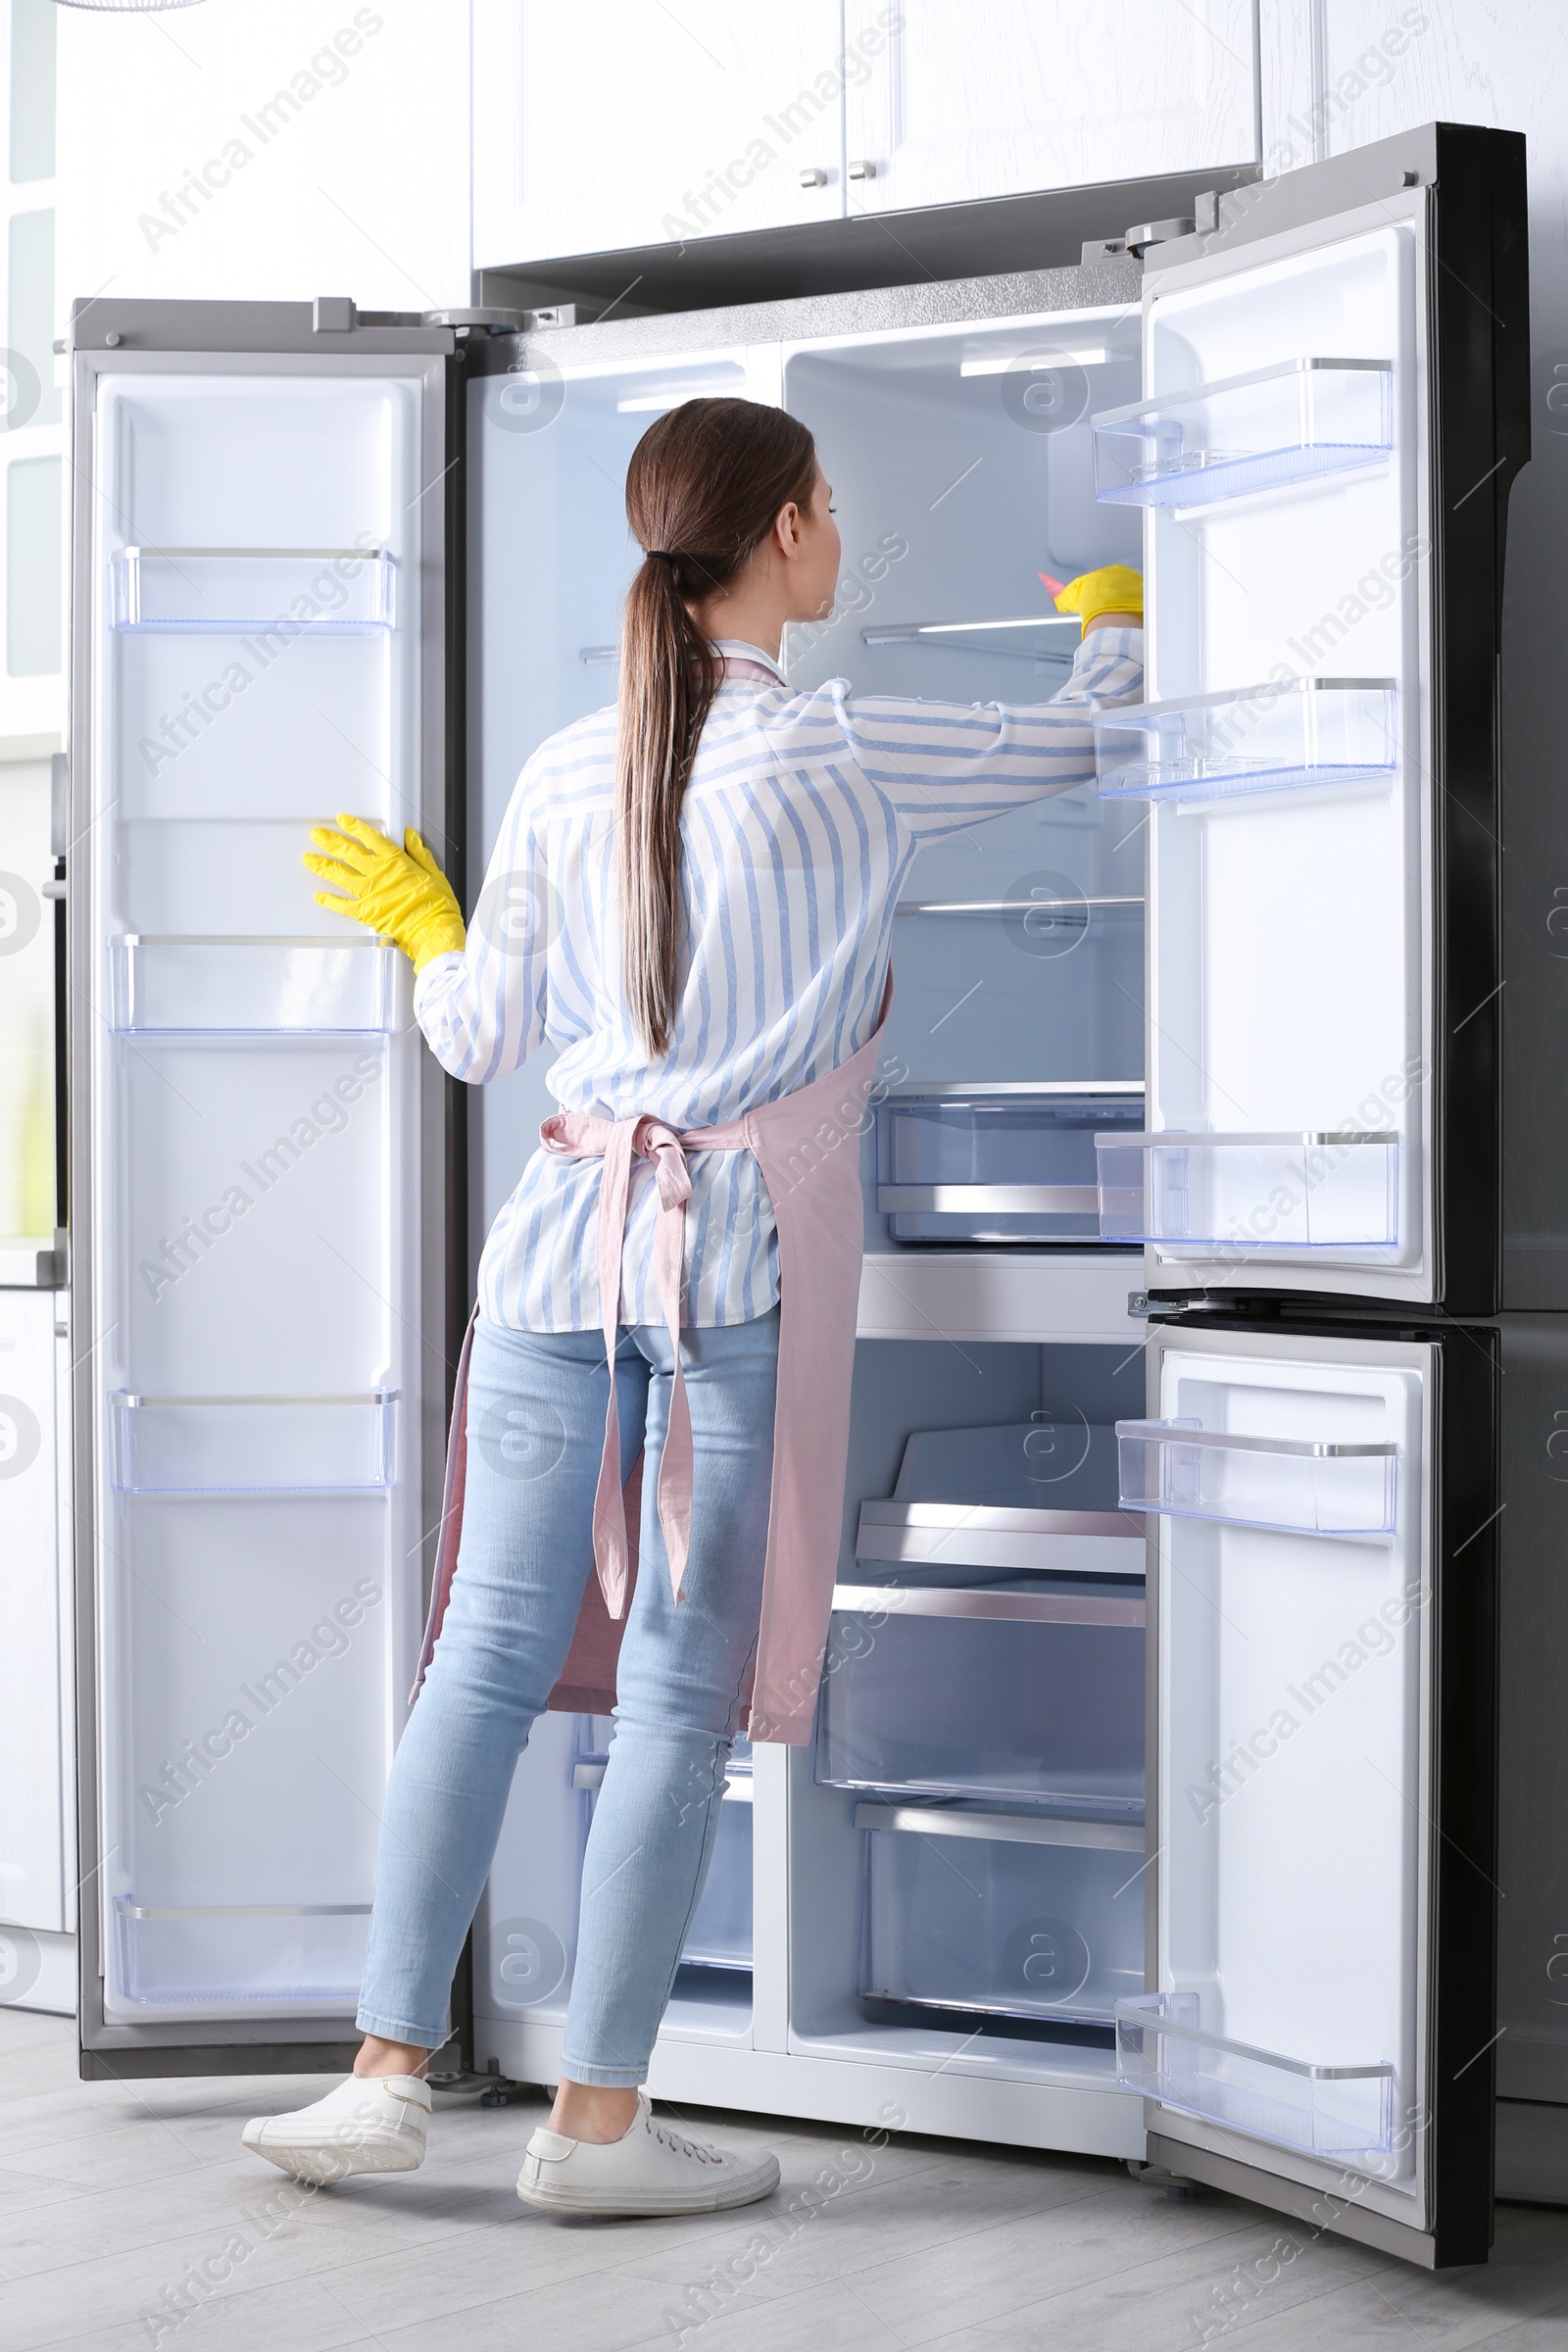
5;2007;1568;2352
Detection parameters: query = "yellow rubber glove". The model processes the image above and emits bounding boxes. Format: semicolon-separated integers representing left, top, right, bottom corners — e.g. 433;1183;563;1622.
305;811;466;972
1053;564;1145;635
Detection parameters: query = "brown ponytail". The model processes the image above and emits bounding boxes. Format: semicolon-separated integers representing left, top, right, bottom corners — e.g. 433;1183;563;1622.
618;397;818;1057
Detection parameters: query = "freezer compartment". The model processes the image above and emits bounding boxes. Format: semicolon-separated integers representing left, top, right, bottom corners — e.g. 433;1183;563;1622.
817;1576;1146;1814
1115;1991;1395;2160
1096;1131;1399;1250
681;1793;754;1972
858;1806;1144;2028
1092;680;1397;805
112;1899;369;2008
876;1090;1144;1245
109;546;395;633
110;1393;398;1494
111;938;399;1034
1092;358;1394;509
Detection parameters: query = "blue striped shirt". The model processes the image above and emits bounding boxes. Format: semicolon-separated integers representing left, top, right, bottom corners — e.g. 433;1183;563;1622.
415;627;1145;1329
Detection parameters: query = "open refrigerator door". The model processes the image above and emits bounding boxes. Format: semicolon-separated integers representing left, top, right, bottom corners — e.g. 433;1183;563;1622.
68;302;459;2076
1093;125;1527;1311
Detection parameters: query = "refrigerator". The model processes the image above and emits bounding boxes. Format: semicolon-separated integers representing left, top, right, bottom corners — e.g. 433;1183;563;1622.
67;120;1536;2271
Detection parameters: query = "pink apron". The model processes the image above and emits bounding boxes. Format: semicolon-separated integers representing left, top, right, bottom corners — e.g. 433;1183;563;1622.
413;986;891;1743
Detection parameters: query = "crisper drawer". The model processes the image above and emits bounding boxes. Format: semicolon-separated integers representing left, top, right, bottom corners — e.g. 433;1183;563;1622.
858;1806;1145;2028
876;1089;1144;1244
681;1788;753;1972
817;1571;1146;1815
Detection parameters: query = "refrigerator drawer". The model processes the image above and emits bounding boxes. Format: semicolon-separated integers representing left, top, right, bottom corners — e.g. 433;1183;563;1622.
858;1805;1145;2028
681;1791;753;1972
1097;1131;1399;1251
817;1578;1145;1814
1115;1991;1396;2161
1091;356;1394;509
110;1393;398;1494
877;1092;1144;1245
110;545;395;634
1092;679;1397;806
111;938;400;1034
112;1899;368;2009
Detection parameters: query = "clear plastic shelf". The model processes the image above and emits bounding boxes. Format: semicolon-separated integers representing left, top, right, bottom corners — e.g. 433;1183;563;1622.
1096;1130;1399;1250
1115;1418;1397;1538
1092;358;1394;509
110;1394;398;1494
113;1898;369;2008
1115;1991;1396;2159
860;1810;1145;2026
109;545;395;634
1091;679;1397;805
877;1090;1146;1246
818;1576;1146;1814
111;938;398;1033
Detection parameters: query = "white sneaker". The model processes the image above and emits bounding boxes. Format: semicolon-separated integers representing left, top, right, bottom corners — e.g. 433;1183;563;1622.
517;2091;779;2217
241;2073;431;2184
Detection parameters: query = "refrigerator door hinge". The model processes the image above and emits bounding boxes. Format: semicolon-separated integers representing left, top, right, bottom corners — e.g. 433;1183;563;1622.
1127;1289;1152;1318
312;296;357;333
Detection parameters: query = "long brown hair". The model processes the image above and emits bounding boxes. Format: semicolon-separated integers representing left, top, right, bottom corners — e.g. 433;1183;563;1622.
618;397;818;1057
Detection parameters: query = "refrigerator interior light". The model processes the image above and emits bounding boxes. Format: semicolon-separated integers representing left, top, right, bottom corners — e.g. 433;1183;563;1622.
614;379;748;413
959;348;1109;376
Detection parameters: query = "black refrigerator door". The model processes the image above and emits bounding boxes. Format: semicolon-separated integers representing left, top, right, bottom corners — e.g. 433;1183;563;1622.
1098;124;1527;1313
1119;1312;1498;2266
67;297;462;2078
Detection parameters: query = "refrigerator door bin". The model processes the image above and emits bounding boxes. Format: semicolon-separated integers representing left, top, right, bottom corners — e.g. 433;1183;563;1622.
876;1090;1145;1244
1116;1417;1396;1538
109;546;395;633
1096;1131;1399;1250
112;1899;369;2009
817;1578;1145;1813
858;1805;1145;2028
1115;1991;1396;2161
680;1793;754;1972
1092;680;1397;805
110;938;399;1034
1091;358;1394;508
110;1393;399;1494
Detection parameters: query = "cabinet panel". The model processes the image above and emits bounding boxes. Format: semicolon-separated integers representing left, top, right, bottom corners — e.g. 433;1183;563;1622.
844;0;1257;215
473;0;847;270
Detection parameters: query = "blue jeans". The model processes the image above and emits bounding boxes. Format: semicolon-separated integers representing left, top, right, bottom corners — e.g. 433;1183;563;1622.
357;1309;778;2086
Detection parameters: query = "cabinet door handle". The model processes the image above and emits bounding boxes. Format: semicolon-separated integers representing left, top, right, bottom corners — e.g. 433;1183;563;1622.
848;159;877;180
798;167;828;188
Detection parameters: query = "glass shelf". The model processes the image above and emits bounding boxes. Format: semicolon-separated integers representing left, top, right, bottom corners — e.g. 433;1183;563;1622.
860;1809;1145;2027
1115;1418;1397;1538
110;938;399;1033
109;545;395;634
1096;1130;1399;1250
1115;1991;1396;2159
110;1393;398;1494
1092;358;1394;509
1092;679;1397;805
878;1090;1146;1246
862;614;1081;664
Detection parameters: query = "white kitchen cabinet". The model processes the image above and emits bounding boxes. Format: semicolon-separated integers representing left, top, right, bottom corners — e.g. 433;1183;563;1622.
0;1287;72;1943
842;0;1257;218
472;0;848;270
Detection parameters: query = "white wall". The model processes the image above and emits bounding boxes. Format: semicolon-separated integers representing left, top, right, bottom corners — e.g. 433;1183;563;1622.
55;0;470;318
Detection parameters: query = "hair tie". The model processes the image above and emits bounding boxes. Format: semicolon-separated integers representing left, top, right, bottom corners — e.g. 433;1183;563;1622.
645;548;678;564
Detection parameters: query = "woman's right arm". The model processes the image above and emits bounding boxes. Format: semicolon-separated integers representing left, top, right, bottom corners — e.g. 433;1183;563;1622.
413;764;549;1083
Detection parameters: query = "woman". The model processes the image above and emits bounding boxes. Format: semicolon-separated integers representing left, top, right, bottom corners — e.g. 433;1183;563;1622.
241;397;1143;2215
